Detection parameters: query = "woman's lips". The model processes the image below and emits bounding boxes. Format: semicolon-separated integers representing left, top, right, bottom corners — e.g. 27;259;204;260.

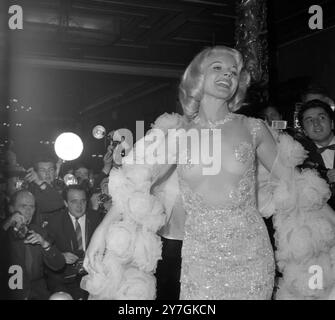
215;80;231;88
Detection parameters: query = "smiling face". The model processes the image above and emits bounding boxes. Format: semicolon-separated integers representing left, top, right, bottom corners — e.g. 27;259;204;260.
202;51;239;101
302;107;334;145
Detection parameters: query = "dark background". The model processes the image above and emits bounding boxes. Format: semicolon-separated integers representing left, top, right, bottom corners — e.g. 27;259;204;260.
1;0;334;171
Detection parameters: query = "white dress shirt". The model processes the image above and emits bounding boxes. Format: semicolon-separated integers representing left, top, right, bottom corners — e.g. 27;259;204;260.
316;136;335;169
68;212;86;251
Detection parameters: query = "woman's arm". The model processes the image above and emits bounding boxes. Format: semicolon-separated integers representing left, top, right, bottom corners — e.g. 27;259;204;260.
255;121;292;181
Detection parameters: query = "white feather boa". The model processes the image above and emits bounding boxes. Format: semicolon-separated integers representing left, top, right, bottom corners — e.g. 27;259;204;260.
81;113;185;300
258;133;335;299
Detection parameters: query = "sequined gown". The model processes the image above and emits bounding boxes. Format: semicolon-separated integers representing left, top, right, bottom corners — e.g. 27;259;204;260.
177;114;275;300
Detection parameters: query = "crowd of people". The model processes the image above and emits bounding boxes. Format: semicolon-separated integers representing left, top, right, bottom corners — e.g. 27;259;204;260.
0;150;114;299
1;45;335;300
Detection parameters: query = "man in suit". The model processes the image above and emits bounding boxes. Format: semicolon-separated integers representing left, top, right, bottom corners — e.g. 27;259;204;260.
0;190;65;300
45;185;102;299
296;99;335;210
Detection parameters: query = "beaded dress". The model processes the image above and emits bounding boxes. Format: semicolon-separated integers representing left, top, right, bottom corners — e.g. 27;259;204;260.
177;113;275;300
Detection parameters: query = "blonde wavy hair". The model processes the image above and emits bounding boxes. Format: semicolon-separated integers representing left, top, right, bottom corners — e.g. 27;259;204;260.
179;46;250;119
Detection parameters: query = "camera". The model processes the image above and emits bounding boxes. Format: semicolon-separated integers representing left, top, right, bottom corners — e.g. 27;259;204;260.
74;258;87;276
98;193;111;204
14;170;30;191
12;223;30;240
5;211;30;240
97;192;112;214
73;251;87;276
15;179;25;190
54;177;66;191
111;140;121;148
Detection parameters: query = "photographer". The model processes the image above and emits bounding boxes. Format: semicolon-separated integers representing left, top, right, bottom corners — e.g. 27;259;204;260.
92;149;114;192
296;99;335;210
90;177;112;219
73;163;93;196
45;185;102;300
26;154;65;223
0;190;65;300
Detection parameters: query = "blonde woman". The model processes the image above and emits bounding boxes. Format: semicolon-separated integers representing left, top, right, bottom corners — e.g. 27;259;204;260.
83;46;296;300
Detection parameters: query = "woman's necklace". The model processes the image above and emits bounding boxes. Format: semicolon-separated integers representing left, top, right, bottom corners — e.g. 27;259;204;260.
193;112;235;129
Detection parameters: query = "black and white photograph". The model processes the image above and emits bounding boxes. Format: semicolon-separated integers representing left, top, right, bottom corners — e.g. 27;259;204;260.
1;0;335;305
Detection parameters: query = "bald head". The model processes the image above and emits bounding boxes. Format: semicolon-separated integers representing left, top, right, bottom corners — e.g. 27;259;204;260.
10;190;35;224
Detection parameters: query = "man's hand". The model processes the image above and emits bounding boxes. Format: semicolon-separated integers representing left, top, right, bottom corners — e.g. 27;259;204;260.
2;212;26;231
102;151;113;175
327;169;335;183
103;198;113;212
62;252;79;264
24;230;49;248
90;193;100;210
25;168;43;185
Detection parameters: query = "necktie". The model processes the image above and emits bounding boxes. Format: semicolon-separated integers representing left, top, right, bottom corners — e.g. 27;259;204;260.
75;218;83;251
317;144;335;154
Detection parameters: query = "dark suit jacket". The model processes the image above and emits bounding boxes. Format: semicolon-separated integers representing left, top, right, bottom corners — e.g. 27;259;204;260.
0;223;65;300
93;171;108;191
29;183;65;217
296;136;335;210
45;209;102;292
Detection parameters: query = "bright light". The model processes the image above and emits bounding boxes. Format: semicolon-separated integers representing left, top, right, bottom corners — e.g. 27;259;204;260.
92;125;106;139
54;132;83;161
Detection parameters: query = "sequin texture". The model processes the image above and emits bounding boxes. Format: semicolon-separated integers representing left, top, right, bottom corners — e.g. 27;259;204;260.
177;117;275;300
235;142;254;164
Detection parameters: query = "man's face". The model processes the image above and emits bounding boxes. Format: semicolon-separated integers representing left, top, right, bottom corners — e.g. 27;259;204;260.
11;192;35;225
74;167;89;182
37;162;55;184
65;189;87;218
302;107;334;144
